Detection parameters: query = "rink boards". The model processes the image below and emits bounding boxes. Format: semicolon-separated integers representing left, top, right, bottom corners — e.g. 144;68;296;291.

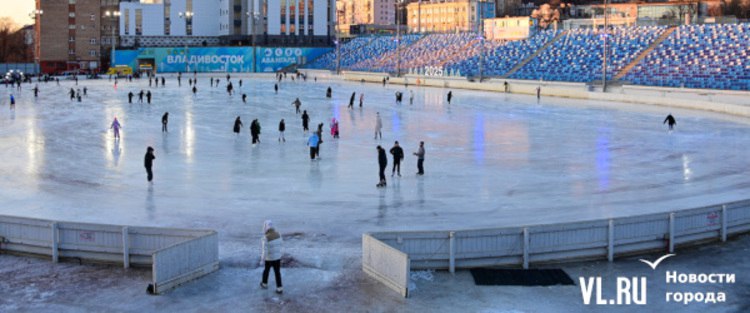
363;198;750;297
0;215;219;294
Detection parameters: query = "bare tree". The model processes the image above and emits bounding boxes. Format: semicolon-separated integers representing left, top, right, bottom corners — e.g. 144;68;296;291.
0;17;30;63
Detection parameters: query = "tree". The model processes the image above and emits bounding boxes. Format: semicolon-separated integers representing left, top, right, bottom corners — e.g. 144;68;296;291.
0;17;30;63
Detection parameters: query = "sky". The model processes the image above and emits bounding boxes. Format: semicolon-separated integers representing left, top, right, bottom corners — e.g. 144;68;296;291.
1;0;35;27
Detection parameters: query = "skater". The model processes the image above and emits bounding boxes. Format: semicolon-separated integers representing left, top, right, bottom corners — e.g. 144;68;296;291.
374;112;383;139
359;93;364;107
210;77;214;87
390;141;404;176
239;79;242;87
83;87;87;96
149;77;153;87
395;91;403;104
250;119;261;144
504;81;509;93
192;86;197;95
413;141;425;175
146;90;152;104
9;94;15;110
189;78;193;86
382;77;386;87
292;98;302;114
664;114;676;130
138;90;144;103
242;93;247;103
307;132;320;160
447;91;453;104
259;220;284;294
33;85;39;97
274;83;278;94
326;87;332;98
128;91;134;103
110;117;122;139
330;118;339;139
409;90;414;105
377;146;387;187
226;74;231;82
233;116;243;135
227;82;234;95
77;93;82;102
316;123;324;158
348;92;355;109
162;112;169;133
301;110;310;132
536;86;541;99
69;88;75;101
161;77;165;87
278;119;286;142
144;146;155;182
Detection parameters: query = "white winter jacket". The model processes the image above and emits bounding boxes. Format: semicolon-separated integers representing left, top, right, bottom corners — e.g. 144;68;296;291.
261;230;283;262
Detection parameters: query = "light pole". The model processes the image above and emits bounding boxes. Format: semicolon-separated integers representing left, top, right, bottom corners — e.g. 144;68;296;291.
246;11;260;73
104;10;120;69
396;0;403;77
31;9;43;76
477;1;484;80
179;11;194;72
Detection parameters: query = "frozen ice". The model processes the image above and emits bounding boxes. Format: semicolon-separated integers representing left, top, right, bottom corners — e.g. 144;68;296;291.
1;74;749;311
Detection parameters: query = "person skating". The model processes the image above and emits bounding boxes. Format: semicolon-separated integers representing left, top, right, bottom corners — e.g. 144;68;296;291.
250;119;261;144
504;81;509;93
227;82;234;95
377;146;388;187
330;118;339;139
301;110;310;132
413;141;425;175
192;86;197;95
128;91;134;103
239;79;242;87
278;119;286;142
9;94;15;111
69;88;75;101
83;86;87;96
274;83;278;94
242;93;247;103
326;87;332;98
374;112;383;139
316;123;324;157
447;91;453;104
409;90;414;105
395;91;403;104
536;86;541;99
161;77;165;87
233;116;243;136
146;90;152;104
33;85;39;97
382;77;386;87
292;98;302;114
259;220;284;294
138;90;144;103
162;112;169;133
390;141;404;177
111;117;122;139
664;114;676;130
210;77;214;87
359;93;364;108
348;92;355;109
307;132;320;160
144;146;155;182
149;77;153;87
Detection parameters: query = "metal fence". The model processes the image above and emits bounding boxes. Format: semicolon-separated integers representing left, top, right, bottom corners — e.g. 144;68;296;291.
363;199;750;297
0;63;39;75
0;215;219;294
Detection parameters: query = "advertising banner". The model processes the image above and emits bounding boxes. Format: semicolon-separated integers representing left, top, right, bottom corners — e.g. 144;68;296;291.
115;47;331;73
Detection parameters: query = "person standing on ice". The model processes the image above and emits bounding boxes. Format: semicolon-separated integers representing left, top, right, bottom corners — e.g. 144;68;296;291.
536;86;541;100
128;91;134;103
69;88;75;101
348;92;355;109
359;93;364;108
192;86;197;95
138;90;144;103
409;90;414;105
330;118;339;139
307;132;320;160
413;141;425;175
326;87;332;98
292;98;302;114
161;77;165;87
274;83;279;94
33;85;39;97
390;141;404;177
242;93;247;103
162;112;169;133
377;146;388;187
110;117;122;139
250;119;261;144
144;146;155;183
9;94;15;111
301;110;310;132
233;116;243;136
374;112;383;139
447;91;453;104
259;220;284;294
146;90;152;104
316;123;324;158
664;114;676;130
278;119;286;142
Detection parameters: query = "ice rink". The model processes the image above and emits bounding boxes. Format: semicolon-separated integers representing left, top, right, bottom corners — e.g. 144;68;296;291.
1;74;749;311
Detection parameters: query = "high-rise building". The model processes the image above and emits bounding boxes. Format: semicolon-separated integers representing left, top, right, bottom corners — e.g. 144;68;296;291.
407;0;495;33
336;0;398;35
35;0;103;74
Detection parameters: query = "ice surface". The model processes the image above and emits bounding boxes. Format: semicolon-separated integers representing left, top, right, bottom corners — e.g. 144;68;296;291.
1;74;749;311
